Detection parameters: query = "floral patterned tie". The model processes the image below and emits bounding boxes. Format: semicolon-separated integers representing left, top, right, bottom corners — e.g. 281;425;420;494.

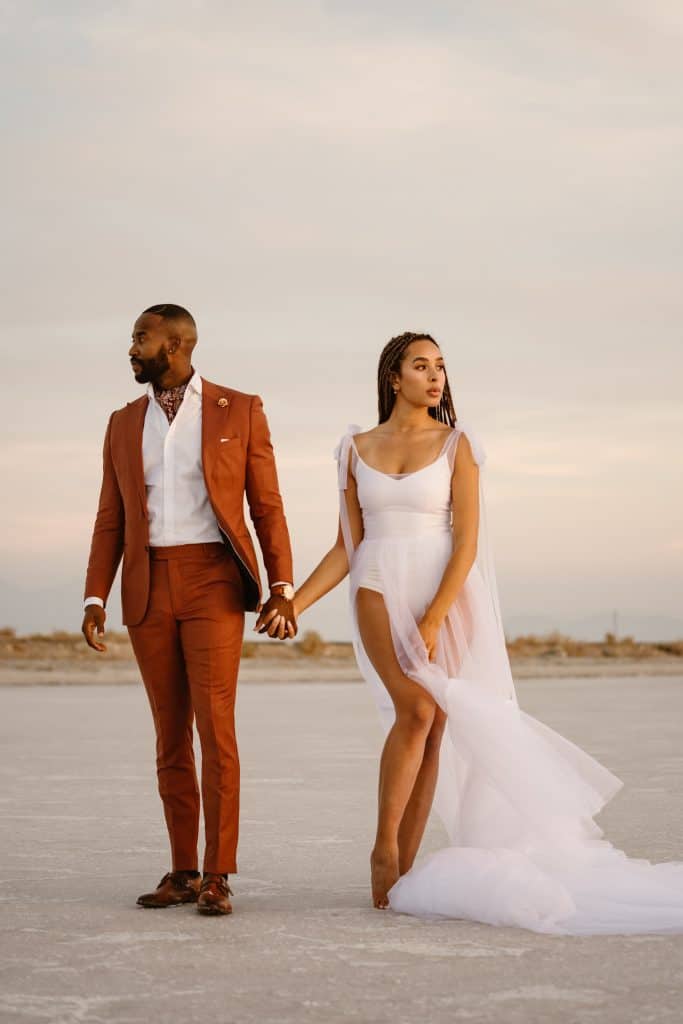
154;382;188;423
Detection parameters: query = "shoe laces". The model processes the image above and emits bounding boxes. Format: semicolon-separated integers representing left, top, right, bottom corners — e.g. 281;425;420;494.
201;873;233;897
159;870;197;890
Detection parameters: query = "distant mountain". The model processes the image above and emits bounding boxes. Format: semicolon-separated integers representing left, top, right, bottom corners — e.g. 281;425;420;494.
0;575;124;635
503;611;683;643
1;575;681;643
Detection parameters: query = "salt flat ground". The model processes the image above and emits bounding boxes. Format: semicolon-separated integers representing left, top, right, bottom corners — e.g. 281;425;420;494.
2;677;683;1024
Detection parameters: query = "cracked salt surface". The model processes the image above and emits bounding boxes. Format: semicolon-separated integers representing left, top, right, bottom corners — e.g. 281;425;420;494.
2;679;683;1024
486;985;606;1004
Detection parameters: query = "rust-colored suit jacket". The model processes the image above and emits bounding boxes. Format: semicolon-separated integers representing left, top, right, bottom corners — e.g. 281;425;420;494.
84;379;293;625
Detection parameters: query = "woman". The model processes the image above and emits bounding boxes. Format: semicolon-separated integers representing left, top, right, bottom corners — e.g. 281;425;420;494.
288;331;683;934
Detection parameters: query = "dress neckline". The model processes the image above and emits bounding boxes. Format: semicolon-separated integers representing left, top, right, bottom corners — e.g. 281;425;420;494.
350;429;456;481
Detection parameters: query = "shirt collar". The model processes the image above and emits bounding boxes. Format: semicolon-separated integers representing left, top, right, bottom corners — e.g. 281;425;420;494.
146;369;201;401
187;370;202;395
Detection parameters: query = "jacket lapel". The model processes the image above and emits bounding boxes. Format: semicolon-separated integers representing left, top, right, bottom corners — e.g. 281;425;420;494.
126;395;148;511
201;378;230;481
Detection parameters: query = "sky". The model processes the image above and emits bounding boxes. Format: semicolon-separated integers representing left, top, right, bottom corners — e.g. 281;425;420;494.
1;0;682;639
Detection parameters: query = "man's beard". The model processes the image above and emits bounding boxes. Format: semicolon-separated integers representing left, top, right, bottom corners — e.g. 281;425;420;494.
131;349;170;384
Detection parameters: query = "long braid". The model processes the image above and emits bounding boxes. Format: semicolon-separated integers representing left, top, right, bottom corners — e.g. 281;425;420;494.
377;332;457;426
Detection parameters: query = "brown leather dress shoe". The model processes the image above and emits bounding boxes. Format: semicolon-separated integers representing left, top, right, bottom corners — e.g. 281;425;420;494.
136;870;201;908
197;873;233;915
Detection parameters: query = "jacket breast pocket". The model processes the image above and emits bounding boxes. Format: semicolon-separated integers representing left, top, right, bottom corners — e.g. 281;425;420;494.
212;437;245;478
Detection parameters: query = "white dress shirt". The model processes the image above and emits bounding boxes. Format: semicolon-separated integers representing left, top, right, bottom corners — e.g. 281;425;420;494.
142;371;223;547
85;371;290;609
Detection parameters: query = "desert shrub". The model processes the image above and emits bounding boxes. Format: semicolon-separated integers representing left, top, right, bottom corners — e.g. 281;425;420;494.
655;642;683;657
546;630;571;645
50;631;80;646
299;630;324;656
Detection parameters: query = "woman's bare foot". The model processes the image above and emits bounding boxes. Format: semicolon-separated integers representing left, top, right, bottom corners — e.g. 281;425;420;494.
370;846;399;909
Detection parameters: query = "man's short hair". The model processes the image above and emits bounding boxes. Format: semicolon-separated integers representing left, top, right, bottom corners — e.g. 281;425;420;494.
142;303;196;327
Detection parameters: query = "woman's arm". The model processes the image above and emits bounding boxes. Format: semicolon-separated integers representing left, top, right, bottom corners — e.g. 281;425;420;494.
419;433;480;659
294;449;364;617
293;520;349;616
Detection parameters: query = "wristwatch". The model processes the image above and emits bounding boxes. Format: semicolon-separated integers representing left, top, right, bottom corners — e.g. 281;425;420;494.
270;583;295;601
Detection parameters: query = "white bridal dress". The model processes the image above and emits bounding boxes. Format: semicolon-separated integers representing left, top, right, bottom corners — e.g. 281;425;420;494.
335;423;683;935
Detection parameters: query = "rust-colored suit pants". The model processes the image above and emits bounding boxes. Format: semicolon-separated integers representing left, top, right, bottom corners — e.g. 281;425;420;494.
128;542;245;874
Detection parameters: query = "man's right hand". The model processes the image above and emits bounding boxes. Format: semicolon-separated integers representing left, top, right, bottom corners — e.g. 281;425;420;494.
82;605;107;652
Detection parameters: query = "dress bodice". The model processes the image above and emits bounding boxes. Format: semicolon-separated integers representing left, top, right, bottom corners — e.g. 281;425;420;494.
353;441;454;540
334;422;486;552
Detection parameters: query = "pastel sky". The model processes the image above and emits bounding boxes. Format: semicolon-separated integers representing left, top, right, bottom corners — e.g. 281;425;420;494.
2;1;682;639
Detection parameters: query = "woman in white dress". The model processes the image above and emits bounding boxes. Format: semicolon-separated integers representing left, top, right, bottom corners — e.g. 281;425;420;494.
289;331;683;935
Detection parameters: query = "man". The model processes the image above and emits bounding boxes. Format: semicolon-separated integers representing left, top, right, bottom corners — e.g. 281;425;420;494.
82;304;296;916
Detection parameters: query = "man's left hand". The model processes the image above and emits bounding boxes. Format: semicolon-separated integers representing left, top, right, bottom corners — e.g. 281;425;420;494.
254;594;297;640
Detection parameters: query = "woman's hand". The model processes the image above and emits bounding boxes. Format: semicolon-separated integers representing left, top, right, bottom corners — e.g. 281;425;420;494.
417;613;442;662
254;594;297;639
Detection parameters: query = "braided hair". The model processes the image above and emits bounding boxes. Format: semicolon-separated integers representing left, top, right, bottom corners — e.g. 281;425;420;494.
377;332;457;426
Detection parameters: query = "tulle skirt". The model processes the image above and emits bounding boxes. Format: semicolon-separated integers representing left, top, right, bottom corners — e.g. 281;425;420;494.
349;531;683;935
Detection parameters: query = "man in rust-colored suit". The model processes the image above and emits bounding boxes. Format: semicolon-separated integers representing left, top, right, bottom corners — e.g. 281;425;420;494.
82;304;296;916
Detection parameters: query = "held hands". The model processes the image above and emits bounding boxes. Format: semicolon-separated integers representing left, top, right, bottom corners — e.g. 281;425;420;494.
82;605;107;652
254;592;298;640
417;613;441;662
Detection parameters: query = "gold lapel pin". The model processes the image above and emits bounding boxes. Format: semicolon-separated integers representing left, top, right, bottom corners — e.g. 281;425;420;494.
218;397;229;408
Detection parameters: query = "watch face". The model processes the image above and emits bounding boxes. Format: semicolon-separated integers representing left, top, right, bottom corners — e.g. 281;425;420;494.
275;584;294;600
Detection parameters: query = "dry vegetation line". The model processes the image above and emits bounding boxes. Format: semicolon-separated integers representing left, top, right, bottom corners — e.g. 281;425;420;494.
1;627;682;686
1;626;682;663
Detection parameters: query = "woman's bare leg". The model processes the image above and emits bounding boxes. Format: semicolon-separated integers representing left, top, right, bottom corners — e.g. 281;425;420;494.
356;587;437;908
397;709;446;875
